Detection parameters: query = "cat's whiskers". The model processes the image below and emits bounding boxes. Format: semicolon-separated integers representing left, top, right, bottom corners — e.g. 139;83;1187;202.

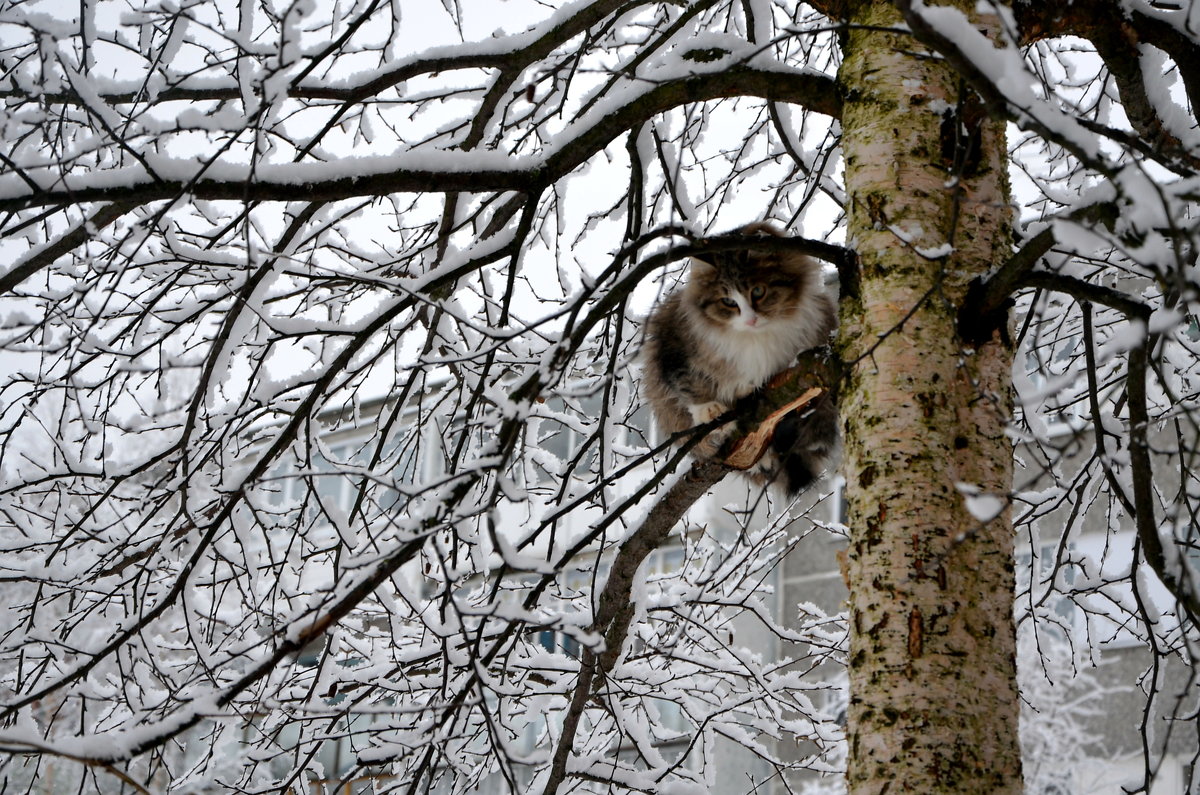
701;312;814;403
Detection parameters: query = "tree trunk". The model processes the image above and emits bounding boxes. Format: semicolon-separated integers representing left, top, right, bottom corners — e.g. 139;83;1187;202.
836;2;1023;792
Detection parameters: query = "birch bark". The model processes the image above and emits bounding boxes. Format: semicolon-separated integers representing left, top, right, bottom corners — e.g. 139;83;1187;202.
836;2;1023;792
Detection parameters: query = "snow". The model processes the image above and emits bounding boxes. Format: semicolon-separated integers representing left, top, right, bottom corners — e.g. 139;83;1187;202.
1137;44;1200;152
0;695;221;763
910;1;1107;162
956;482;1006;522
2;0;1198;791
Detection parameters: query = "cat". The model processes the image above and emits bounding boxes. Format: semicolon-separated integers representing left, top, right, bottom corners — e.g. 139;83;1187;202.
641;223;837;496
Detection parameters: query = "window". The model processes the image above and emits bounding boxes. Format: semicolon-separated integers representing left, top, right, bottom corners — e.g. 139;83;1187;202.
1017;541;1078;625
528;392;604;483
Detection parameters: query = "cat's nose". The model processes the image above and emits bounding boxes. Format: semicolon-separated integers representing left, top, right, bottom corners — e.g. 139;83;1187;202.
745;315;759;327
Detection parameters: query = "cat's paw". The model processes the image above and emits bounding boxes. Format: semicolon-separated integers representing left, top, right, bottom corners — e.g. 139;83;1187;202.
688;401;731;459
688;401;728;425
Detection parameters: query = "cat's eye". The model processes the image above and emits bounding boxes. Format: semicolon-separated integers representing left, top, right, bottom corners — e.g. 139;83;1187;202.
751;286;766;300
721;297;738;308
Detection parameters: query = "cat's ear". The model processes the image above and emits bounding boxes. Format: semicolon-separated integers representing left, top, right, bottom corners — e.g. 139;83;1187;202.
739;222;785;238
689;255;717;275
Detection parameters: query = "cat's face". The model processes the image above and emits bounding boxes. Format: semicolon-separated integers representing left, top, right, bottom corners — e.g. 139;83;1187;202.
685;250;815;333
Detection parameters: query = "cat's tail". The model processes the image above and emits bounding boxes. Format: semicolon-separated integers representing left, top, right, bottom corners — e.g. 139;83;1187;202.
756;393;839;497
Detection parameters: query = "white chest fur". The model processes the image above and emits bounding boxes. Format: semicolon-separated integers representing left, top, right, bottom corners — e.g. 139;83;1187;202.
701;309;818;403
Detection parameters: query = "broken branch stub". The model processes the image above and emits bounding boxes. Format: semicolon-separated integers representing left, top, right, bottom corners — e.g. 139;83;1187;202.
722;387;826;470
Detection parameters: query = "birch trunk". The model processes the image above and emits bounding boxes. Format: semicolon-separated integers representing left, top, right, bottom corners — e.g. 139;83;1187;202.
836;2;1023;792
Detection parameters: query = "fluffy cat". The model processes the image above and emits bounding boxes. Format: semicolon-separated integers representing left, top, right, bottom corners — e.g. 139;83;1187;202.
641;223;837;496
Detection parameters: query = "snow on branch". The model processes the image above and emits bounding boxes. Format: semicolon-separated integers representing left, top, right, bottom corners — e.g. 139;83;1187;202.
900;0;1199;176
0;66;838;218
